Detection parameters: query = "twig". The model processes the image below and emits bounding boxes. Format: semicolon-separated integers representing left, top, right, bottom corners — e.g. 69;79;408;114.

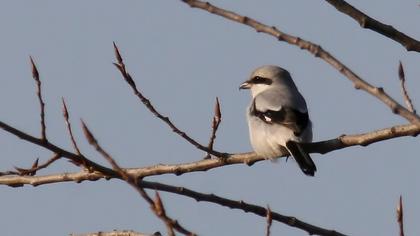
324;0;420;52
205;97;222;159
112;42;228;158
70;231;158;236
0;119;118;180
62;98;82;155
397;195;405;236
0;122;418;186
180;0;420;127
398;62;416;114
265;206;272;236
14;153;61;176
29;56;47;141
81;120;196;236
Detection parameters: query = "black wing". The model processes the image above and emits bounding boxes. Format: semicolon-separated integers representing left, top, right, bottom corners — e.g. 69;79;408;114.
250;100;309;136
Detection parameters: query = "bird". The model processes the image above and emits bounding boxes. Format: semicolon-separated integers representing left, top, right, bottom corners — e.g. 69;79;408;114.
239;65;316;176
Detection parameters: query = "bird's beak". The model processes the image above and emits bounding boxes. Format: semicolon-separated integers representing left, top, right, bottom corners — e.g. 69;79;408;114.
239;81;251;90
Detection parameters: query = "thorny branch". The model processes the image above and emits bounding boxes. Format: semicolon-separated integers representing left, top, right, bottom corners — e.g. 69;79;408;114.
398;62;416;114
324;0;420;52
112;42;228;159
180;0;420;127
29;56;47;141
81;121;196;236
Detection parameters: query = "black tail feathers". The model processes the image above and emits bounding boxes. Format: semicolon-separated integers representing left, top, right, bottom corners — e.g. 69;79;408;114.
285;141;317;176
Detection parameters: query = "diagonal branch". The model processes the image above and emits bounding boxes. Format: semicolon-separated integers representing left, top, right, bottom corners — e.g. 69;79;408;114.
324;0;420;52
62;98;83;155
81;120;195;236
29;56;47;141
112;42;228;158
180;0;420;127
398;62;416;114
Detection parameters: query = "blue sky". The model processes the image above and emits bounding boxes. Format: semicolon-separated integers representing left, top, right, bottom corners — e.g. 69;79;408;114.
0;1;419;235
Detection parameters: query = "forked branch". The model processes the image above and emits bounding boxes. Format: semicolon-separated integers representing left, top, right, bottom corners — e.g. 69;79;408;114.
180;0;420;126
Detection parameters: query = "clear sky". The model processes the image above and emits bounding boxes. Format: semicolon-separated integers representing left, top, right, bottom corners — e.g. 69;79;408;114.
1;1;419;235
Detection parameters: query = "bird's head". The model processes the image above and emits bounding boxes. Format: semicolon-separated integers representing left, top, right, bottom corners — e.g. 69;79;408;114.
239;65;293;97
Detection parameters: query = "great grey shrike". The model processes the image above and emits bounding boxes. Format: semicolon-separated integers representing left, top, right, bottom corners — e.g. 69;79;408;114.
239;65;316;176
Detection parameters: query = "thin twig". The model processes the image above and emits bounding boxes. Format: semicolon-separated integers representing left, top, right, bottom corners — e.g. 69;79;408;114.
14;153;61;176
81;120;195;236
397;195;405;236
324;0;420;52
70;231;158;236
205;97;222;159
398;62;416;114
112;42;228;158
62;98;82;155
180;0;420;127
29;56;47;141
265;206;273;236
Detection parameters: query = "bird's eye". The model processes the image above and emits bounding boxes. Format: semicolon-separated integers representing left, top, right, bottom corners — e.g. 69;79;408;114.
254;76;262;80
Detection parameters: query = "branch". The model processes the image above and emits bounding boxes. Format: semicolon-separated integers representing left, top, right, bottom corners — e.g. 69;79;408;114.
205;97;222;159
0;123;418;187
324;0;420;52
14;153;60;176
70;231;160;236
180;0;420;127
29;56;47;141
62;98;83;155
81;121;196;236
398;62;416;114
112;42;228;158
0;120;118;181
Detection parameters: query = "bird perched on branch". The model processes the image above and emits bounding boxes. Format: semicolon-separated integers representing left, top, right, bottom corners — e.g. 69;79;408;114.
240;65;316;176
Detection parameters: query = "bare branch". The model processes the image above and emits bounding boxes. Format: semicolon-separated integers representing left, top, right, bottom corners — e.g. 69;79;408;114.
398;62;416;114
81;120;195;236
0;123;418;187
324;0;420;52
397;195;405;236
70;231;159;236
180;0;420;127
139;181;347;236
112;42;229;158
205;97;222;159
62;98;83;155
29;56;47;141
0;120;117;179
